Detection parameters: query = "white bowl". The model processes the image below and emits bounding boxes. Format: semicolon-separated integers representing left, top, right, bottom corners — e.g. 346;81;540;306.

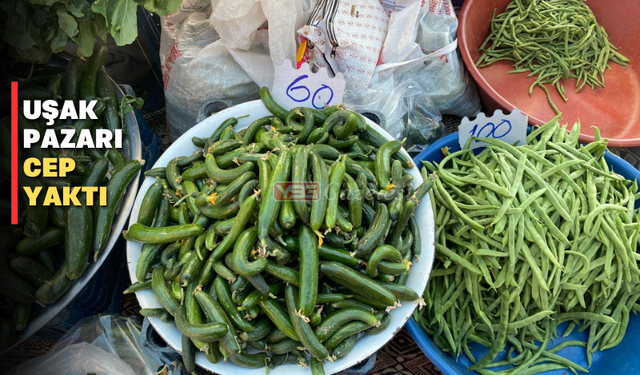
126;100;435;374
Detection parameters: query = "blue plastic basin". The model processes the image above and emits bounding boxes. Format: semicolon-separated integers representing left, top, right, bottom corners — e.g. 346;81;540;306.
406;131;640;375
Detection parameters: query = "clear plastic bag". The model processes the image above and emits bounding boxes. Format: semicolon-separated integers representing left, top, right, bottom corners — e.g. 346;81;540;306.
411;0;481;117
5;315;181;375
344;72;443;152
402;83;445;152
5;343;136;375
340;0;478;148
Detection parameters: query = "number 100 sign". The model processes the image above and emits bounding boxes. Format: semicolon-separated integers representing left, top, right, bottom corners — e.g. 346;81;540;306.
271;59;346;111
458;109;528;150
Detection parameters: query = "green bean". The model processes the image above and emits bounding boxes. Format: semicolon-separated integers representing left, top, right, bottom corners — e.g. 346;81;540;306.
416;117;640;374
477;0;627;112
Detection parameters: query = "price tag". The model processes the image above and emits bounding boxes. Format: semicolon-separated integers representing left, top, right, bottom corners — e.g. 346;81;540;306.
458;109;528;150
271;59;346;110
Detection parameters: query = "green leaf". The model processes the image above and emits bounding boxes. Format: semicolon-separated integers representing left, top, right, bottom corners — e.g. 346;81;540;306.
119;94;144;119
93;13;108;41
10;45;51;64
64;0;90;18
90;0;107;21
2;2;36;49
121;94;144;109
32;7;49;27
73;20;96;56
43;21;56;43
50;27;68;53
15;0;29;20
163;0;182;15
56;8;78;38
140;0;180;17
108;0;138;46
27;0;57;6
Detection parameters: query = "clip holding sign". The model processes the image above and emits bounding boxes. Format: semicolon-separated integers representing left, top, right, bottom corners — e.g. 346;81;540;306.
271;59;346;111
458;108;528;150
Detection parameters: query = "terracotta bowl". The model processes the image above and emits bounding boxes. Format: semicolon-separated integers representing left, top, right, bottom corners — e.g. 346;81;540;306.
459;0;640;147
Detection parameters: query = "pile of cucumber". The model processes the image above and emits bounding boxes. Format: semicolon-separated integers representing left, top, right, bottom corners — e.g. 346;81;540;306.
0;41;141;351
126;88;432;374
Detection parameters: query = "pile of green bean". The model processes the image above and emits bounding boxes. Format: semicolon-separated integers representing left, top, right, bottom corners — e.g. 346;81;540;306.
476;0;629;114
125;88;432;374
415;117;640;374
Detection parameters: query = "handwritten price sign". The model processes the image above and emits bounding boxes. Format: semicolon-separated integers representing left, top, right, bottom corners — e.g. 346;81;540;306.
458;109;528;150
271;59;345;110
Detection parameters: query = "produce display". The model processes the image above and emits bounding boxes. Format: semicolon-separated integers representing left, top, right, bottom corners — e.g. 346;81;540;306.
3;0;640;373
476;0;629;114
125;88;433;373
415;117;640;374
0;42;141;351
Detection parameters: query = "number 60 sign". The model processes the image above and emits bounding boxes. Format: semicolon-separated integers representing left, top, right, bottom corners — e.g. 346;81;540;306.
458;109;528;150
271;59;346;111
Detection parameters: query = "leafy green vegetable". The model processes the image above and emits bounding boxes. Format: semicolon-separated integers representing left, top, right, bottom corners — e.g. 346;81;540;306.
119;94;144;116
119;94;144;129
0;0;180;63
91;0;139;47
57;9;78;38
73;21;95;56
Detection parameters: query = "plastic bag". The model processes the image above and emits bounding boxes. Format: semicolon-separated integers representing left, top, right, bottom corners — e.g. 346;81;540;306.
209;0;311;88
161;0;260;141
5;343;135;375
5;315;181;375
344;71;443;152
371;0;480;119
411;0;481;117
334;0;475;149
298;0;390;89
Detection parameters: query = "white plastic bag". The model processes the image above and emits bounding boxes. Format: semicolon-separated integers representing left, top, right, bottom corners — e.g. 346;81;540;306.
209;0;310;88
161;1;260;141
5;343;136;375
5;315;178;375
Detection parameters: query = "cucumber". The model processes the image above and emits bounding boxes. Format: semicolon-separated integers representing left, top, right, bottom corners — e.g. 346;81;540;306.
80;42;109;101
35;262;72;305
61;56;85;103
12;302;31;331
66;200;93;280
125;223;204;244
15;227;65;256
9;256;53;288
137;181;164;227
93;160;142;258
96;67;120;132
319;261;396;307
0;233;34;304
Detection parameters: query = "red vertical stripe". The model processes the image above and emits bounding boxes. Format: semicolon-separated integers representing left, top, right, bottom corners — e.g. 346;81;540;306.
11;82;18;225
